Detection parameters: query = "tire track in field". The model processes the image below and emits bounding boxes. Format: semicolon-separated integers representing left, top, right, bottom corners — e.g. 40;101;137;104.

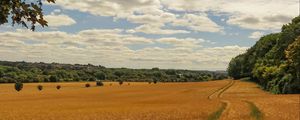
244;100;264;120
207;80;235;120
209;80;264;120
207;80;235;100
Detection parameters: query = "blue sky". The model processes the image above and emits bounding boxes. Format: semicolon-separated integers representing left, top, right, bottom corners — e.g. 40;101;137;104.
0;0;298;70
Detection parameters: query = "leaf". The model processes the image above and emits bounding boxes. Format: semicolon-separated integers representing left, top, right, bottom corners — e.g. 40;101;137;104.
21;21;28;28
47;0;56;3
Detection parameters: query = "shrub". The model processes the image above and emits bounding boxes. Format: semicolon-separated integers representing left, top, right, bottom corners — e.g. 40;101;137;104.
37;85;43;91
153;79;158;84
110;83;113;86
118;80;123;85
96;81;104;86
15;82;23;92
85;83;90;88
127;83;130;85
56;85;61;90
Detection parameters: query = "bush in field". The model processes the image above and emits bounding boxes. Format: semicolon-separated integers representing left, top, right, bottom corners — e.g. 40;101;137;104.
15;82;23;92
37;85;43;91
118;80;123;85
56;85;61;90
110;83;113;86
96;81;104;86
127;83;130;86
153;79;158;84
85;83;90;88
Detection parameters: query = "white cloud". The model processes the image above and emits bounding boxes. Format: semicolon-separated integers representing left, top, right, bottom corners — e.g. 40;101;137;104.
162;0;298;31
157;37;204;48
249;31;264;39
53;0;223;34
127;24;190;35
52;0;299;32
44;14;76;27
172;13;223;33
0;29;247;70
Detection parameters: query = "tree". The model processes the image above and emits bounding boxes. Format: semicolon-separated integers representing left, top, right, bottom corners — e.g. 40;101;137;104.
152;72;162;83
49;75;58;82
0;70;4;77
95;71;106;80
114;71;124;78
151;67;159;71
0;0;55;31
286;36;300;79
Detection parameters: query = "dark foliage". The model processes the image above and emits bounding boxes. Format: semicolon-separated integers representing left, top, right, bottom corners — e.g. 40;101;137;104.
96;81;104;86
56;85;61;90
228;16;300;94
37;85;43;91
14;82;23;92
0;61;227;84
118;80;123;85
85;83;90;88
0;0;55;31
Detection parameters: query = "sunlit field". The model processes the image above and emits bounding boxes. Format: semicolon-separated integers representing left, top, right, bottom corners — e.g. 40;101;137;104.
0;80;298;120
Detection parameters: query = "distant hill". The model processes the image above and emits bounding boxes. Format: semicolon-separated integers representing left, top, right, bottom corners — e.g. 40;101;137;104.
228;16;300;94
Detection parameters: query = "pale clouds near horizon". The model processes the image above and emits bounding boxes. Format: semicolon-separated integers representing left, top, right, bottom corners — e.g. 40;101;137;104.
0;0;298;70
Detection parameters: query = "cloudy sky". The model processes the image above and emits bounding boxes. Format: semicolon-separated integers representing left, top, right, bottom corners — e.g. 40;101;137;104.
0;0;299;70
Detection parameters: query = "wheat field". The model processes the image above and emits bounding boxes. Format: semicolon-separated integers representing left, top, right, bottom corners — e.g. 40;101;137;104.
0;80;299;120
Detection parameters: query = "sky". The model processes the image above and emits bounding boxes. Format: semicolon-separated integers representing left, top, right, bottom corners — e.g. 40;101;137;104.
0;0;299;70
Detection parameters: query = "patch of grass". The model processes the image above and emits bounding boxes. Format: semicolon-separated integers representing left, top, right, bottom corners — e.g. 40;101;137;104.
240;77;251;81
207;102;227;120
245;101;263;120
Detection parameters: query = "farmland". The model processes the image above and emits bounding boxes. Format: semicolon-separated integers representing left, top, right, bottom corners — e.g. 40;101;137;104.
0;80;298;120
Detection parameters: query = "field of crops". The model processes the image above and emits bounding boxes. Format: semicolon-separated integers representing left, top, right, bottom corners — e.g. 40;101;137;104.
0;80;299;120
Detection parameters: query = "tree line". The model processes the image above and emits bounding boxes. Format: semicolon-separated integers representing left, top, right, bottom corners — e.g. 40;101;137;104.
228;16;300;94
0;61;227;83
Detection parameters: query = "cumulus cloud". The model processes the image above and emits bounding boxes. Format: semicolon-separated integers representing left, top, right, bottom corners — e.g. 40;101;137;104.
44;14;76;27
51;0;299;32
52;0;223;34
0;29;247;70
249;31;264;39
162;0;298;31
172;13;223;33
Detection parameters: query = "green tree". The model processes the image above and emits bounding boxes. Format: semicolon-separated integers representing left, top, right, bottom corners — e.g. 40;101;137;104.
49;75;58;82
114;71;124;78
286;36;300;79
95;71;106;80
0;70;4;77
0;0;55;31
